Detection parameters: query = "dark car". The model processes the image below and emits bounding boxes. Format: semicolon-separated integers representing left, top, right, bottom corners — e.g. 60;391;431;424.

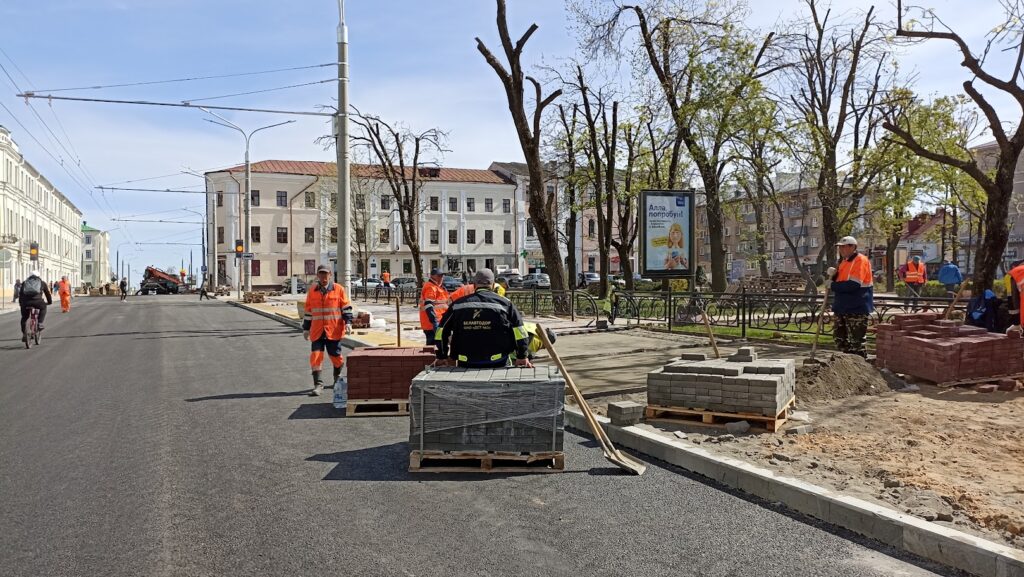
498;273;522;288
281;278;307;293
136;281;168;295
441;276;463;292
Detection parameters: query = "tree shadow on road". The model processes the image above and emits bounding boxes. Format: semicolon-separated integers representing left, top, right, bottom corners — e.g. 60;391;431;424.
185;391;310;402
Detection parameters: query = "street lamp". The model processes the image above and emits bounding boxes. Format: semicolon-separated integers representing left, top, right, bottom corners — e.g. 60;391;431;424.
200;107;294;292
180;207;206;281
336;0;352;292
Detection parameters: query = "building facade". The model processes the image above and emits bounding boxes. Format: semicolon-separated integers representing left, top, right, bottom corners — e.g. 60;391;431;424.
80;223;111;287
0;125;83;297
206;160;519;289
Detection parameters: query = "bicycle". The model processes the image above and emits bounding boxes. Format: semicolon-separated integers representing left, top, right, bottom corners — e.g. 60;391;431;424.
24;307;40;349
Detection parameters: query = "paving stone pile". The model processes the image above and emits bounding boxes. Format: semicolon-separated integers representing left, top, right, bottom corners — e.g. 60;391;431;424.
346;346;436;400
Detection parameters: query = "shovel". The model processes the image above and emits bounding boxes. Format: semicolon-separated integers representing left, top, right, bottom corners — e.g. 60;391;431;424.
805;284;830;366
537;325;647;476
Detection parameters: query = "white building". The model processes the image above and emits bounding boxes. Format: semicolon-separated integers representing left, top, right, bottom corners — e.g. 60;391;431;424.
205;160;518;289
0;125;83;297
80;223;111;287
489;161;568;274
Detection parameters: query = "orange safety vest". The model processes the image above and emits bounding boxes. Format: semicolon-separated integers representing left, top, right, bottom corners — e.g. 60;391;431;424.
419;280;450;330
904;261;926;284
381;271;391;283
57;280;71;296
1009;264;1024;325
449;284;474;302
837;253;873;287
303;282;351;341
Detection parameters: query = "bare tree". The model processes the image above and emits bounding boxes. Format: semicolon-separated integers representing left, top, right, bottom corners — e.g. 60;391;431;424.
554;104;585;286
350;109;447;289
477;0;566;290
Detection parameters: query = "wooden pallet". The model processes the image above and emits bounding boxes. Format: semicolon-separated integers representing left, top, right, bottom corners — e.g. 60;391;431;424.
345;398;409;417
408;450;565;474
908;372;1024;389
644;396;795;432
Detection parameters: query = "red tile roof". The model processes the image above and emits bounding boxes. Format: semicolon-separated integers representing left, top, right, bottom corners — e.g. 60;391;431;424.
209;160;512;185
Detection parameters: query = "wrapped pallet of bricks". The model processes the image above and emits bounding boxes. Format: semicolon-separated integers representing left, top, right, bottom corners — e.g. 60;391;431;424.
409;366;565;455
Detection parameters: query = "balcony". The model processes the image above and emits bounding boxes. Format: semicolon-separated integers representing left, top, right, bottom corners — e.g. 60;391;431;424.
742;213;757;224
787;226;807;237
785;207;803;218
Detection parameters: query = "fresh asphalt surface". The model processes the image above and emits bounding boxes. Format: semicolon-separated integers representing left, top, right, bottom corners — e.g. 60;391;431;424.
0;296;962;577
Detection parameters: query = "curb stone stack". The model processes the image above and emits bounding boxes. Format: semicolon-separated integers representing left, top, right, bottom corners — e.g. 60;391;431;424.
607;401;645;426
647;350;796;417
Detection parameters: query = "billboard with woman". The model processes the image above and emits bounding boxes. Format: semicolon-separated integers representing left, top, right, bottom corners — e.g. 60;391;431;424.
640;190;695;277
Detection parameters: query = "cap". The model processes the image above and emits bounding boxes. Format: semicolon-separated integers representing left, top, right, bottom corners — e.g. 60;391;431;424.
429;268;444;276
30;270;39;277
473;268;495;286
912;255;921;262
836;236;858;246
316;264;331;273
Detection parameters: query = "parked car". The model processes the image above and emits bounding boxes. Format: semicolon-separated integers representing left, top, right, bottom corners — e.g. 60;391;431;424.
441;276;464;292
521;273;551;289
580;271;600;286
280;277;307;293
609;275;627;287
351;277;382;290
497;273;522;288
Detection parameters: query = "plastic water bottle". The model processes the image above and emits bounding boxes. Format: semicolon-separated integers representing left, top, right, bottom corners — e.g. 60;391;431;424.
333;376;348;410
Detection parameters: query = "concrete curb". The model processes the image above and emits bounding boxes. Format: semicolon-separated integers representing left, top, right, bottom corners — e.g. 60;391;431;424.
226;300;376;349
564;407;1024;577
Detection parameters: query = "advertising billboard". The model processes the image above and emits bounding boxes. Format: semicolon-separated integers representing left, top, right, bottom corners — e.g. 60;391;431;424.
640;190;695;278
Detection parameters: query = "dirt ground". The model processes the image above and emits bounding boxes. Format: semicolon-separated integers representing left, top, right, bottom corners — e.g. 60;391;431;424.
580;348;1024;550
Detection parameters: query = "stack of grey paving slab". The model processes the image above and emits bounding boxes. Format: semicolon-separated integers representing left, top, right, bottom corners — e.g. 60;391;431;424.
647;348;796;417
410;366;565;453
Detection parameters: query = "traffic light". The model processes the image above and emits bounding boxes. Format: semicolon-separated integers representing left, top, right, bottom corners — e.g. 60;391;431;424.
29;241;39;261
234;239;244;257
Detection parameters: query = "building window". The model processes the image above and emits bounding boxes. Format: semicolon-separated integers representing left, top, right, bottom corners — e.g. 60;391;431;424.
430;196;439;211
276;260;287;276
588;219;595;238
85;263;92;276
305;191;316;208
355;228;365;243
527;220;535;237
251;226;261;243
354;194;365;210
85;250;93;260
449;230;458;244
381;196;391;210
276;191;287;207
379;229;390;243
305;227;314;243
466;258;476;272
724;227;730;236
466;198;475;212
810;236;819;247
217;227;224;244
449;197;458;212
403;259;412;274
811;216;819;228
430;230;439;244
587;256;595;272
330;227;338;243
485;198;493;212
503;230;511;244
503;199;511;213
329;193;337;211
485;230;493;244
304;259;315;275
251;260;261;277
217;192;224;207
430;259;440;271
85;235;92;245
275;227;287;243
251;190;260;206
467;230;476;244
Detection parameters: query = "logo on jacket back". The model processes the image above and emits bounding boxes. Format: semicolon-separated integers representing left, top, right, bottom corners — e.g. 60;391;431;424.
472;309;481;319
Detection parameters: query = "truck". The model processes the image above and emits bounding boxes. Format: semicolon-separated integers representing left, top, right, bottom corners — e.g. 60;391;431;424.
138;266;182;295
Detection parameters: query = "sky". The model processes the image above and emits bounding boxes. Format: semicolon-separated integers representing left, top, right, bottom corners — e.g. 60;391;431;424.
0;0;1014;284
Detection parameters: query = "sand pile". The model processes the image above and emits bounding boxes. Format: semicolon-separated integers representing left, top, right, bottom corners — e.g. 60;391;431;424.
796;353;888;401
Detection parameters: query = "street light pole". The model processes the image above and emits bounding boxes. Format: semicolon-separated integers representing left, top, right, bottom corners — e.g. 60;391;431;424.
200;108;293;292
336;0;352;293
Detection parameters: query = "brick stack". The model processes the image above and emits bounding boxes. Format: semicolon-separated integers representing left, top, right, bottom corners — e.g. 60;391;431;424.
874;313;1024;384
409;367;565;453
347;346;436;400
350;312;372;329
647;351;796;417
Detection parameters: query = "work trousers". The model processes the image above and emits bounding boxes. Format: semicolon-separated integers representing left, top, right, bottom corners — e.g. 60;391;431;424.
833;314;868;358
310;333;344;371
59;293;71;312
20;304;48;334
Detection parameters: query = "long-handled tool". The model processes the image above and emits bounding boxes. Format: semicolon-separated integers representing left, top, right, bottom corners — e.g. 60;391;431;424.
698;300;721;359
537;325;646;475
805;284;830;366
943;282;968;320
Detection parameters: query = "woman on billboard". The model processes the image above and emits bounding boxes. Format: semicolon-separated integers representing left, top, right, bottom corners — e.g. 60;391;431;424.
662;223;688;270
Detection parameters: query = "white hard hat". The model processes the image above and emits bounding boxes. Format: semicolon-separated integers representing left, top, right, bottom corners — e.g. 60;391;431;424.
30;270;39;277
836;236;858;246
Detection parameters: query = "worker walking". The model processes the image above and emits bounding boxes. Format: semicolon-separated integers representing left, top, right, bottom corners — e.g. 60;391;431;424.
938;259;963;296
119;277;128;302
1007;260;1024;329
57;276;72;313
434;269;532;368
302;264;354;397
827;236;874;358
419;268;450;346
904;256;927;309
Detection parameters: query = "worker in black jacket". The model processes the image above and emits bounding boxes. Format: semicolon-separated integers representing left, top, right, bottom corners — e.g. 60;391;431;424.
434;268;532;368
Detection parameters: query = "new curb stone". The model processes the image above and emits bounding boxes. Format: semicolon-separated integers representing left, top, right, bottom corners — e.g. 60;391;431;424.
564;407;1024;577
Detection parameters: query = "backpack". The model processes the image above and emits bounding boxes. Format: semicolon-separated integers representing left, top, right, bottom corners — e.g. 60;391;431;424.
20;276;42;298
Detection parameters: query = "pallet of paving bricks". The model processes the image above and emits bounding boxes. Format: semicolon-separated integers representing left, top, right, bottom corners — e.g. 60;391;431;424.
644;395;795;433
408;450;565;474
345;398;410;417
904;372;1024;389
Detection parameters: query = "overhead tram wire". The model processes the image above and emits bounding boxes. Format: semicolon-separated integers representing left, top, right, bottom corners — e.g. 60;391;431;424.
98;186;242;195
183;79;336;104
17;94;334;117
32;63;334;93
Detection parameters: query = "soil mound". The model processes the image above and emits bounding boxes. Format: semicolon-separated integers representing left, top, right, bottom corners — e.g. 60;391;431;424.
796;353;887;401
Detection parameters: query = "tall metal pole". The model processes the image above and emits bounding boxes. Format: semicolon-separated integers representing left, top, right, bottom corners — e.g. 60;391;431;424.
244;138;252;292
336;0;352;292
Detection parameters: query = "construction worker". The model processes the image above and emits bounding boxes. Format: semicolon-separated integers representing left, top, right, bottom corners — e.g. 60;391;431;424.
522;321;556;359
57;276;72;313
904;255;927;309
381;270;391;288
119;277;128;302
937;259;963;296
302;264;354;397
826;236;874;358
449;277;505;301
419;268;450;346
1007;260;1024;329
434;268;532;368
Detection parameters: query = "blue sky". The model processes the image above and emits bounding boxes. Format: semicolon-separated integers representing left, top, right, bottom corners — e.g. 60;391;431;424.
0;0;1011;283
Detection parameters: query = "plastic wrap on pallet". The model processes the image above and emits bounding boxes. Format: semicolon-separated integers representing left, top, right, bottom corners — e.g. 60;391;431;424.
409;367;565;453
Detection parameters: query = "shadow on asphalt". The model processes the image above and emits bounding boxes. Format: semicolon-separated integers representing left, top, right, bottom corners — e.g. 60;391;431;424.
185;391;310;402
288;403;344;419
35;328;296;340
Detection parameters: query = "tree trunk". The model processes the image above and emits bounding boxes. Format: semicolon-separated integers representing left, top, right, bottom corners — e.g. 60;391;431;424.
753;205;769;278
975;176;1010;290
704;184;727;292
618;244;634;291
885;232;899;292
566;210;578;289
951;205;959;264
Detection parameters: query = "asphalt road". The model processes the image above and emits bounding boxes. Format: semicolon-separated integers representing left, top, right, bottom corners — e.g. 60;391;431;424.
0;296;960;577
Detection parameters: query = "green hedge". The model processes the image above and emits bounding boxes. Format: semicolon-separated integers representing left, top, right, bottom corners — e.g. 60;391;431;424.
894;280;951;298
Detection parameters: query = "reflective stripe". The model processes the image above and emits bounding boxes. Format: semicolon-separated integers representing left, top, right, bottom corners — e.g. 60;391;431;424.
310;307;339;313
457;354;469;362
434;326;444;341
303;313;313;320
512;325;528;340
452;302;506;312
489;353;504;361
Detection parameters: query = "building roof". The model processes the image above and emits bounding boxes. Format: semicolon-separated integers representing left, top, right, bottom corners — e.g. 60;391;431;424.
208;160;513;185
81;223;102;232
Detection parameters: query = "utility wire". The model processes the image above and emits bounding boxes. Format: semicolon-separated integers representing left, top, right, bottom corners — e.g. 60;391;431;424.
98;186;240;195
120;206;203;219
33;63;334;93
183;78;336;104
17;93;333;117
113;219;204;224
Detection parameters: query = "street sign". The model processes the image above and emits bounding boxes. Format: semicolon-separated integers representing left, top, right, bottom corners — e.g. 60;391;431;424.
241;252;254;260
201;265;208;272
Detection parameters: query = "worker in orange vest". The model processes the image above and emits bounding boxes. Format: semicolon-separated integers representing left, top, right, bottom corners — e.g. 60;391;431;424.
904;255;927;309
827;236;874;358
57;276;72;313
381;270;391;287
449;278;505;302
1008;260;1024;328
419;268;450;347
302;264;353;397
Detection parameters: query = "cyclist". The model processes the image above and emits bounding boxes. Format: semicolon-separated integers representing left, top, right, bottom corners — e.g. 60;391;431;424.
18;270;52;341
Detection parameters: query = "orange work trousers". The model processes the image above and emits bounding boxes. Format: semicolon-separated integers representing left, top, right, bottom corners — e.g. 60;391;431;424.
60;294;71;312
